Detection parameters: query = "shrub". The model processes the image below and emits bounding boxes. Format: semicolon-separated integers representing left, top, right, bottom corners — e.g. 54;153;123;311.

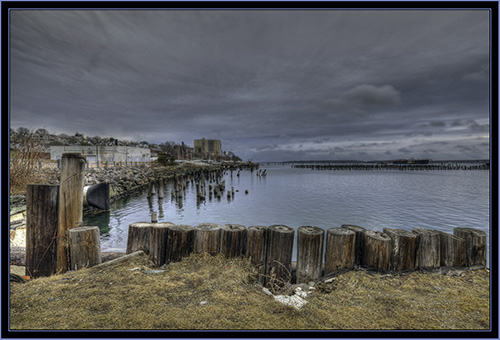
158;155;176;167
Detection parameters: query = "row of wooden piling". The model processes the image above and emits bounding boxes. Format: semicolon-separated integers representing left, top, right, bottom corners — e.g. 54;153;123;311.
147;169;233;202
126;222;487;286
147;167;253;206
293;163;489;171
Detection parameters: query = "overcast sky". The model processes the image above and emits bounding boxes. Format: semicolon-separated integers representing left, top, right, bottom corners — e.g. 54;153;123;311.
10;9;490;162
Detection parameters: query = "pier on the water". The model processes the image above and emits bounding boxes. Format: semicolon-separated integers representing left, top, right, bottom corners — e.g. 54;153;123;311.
291;163;489;171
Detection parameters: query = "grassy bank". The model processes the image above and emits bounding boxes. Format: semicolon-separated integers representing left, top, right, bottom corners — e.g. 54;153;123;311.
10;252;490;330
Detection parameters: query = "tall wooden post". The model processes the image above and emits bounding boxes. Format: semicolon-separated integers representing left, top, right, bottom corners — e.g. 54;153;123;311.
296;226;324;284
26;184;59;278
57;153;86;273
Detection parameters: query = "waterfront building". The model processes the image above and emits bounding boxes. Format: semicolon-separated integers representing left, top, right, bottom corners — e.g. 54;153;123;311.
194;138;221;158
48;145;150;166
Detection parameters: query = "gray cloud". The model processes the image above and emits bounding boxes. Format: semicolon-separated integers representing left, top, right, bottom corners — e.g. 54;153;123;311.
429;121;447;128
342;84;401;108
9;8;490;162
466;120;489;132
398;148;412;154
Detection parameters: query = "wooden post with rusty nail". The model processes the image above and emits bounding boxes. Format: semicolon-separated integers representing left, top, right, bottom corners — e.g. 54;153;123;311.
56;153;86;274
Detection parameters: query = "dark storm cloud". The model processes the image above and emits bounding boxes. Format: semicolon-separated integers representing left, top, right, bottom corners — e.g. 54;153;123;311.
9;9;490;161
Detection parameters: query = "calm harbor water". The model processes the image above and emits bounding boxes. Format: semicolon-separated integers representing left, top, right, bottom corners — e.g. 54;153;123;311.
83;164;490;265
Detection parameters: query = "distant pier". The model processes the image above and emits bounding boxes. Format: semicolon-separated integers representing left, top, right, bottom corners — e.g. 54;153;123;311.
290;162;489;171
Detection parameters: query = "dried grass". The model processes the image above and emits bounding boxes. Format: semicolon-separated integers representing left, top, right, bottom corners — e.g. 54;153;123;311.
10;130;46;195
9;252;490;330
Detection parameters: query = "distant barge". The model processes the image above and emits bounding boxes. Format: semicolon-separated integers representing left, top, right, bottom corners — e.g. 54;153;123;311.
392;159;430;165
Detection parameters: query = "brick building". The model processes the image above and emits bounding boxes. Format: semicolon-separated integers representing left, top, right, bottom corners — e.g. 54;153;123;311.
193;138;221;158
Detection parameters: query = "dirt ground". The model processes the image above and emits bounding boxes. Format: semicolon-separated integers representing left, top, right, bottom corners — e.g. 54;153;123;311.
9;252;490;330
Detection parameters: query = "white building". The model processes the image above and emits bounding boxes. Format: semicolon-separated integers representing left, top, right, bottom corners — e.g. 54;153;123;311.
48;145;150;165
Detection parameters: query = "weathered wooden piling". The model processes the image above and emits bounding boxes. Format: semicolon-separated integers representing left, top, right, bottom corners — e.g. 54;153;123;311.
68;226;101;271
296;226;325;284
246;226;268;283
324;227;355;275
194;223;222;255
176;177;183;199
151;212;158;223
383;228;417;271
220;224;247;258
362;230;391;272
453;227;486;267
265;225;294;287
147;181;156;198
149;222;175;267
158;179;164;199
165;224;195;264
412;228;441;269
436;231;467;267
57;153;86;274
341;224;366;265
126;222;153;254
25;184;59;278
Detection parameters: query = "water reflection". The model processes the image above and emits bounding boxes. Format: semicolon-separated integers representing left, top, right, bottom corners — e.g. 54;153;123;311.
158;198;164;219
147;196;154;213
84;167;489;264
88;210;111;235
175;196;184;210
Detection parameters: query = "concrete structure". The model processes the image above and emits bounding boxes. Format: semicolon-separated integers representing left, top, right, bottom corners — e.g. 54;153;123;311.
48;146;150;166
194;138;221;158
